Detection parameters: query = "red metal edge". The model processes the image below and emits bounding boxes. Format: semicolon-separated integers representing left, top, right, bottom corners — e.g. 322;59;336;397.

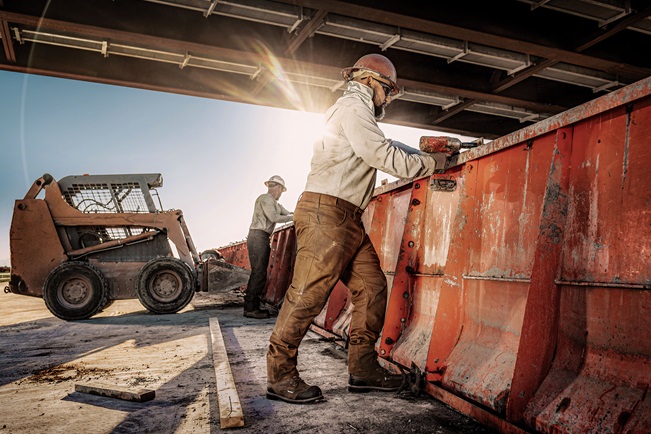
457;76;651;165
424;383;532;434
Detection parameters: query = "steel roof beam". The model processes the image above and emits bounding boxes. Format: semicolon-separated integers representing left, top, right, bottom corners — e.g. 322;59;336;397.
429;2;651;124
0;19;15;63
575;4;651;51
143;0;632;91
284;8;328;55
251;8;328;95
0;11;560;116
273;0;651;81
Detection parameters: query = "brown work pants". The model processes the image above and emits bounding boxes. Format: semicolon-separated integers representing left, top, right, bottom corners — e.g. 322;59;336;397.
267;192;387;384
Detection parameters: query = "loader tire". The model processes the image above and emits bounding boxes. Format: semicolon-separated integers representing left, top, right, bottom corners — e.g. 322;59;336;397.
136;257;195;314
43;262;108;320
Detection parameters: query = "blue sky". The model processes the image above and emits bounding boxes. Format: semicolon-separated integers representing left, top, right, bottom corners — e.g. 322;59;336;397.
0;70;472;266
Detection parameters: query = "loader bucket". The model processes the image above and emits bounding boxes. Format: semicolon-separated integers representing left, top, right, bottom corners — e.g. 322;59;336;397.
204;259;250;292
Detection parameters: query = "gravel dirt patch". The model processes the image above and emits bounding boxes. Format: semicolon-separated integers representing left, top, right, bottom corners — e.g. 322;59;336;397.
0;291;496;433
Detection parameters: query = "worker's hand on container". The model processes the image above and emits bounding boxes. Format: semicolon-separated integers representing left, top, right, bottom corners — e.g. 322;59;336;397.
427;152;449;172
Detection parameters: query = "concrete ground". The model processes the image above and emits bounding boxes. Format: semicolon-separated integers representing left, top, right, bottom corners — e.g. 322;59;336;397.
0;290;496;434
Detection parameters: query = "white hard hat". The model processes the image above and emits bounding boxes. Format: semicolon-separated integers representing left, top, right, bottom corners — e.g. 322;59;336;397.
265;175;287;192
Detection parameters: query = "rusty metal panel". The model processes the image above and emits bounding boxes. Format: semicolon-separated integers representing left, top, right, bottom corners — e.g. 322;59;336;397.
437;132;558;413
421;173;463;274
218;241;250;270
508;127;575;422
428;80;647;431
9;199;66;296
390;278;442;370
264;226;297;306
425;163;477;383
366;185;412;272
217;77;651;433
217;226;297;308
380;178;431;359
521;94;651;433
471;135;552;279
563;100;651;285
389;171;464;370
524;286;651;433
442;279;528;413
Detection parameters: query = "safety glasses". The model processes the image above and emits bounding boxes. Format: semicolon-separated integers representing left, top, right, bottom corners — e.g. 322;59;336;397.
372;77;393;97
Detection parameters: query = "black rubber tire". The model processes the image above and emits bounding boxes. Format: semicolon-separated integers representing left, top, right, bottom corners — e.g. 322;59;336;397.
100;298;115;311
43;262;108;320
136;257;196;314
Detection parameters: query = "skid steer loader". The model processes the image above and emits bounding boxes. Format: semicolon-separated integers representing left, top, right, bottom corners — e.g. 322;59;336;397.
6;173;249;320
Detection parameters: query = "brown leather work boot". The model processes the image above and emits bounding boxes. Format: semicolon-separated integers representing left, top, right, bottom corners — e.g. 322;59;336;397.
266;376;324;404
348;365;405;393
243;308;270;319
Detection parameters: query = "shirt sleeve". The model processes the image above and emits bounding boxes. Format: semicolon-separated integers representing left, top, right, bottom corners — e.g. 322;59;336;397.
340;102;438;178
278;202;293;222
261;195;293;224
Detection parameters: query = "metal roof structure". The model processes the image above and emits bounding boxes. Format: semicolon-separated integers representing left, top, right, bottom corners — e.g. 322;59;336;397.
1;0;650;139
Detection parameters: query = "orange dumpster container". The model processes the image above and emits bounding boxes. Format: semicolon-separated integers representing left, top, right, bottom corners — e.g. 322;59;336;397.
220;76;651;433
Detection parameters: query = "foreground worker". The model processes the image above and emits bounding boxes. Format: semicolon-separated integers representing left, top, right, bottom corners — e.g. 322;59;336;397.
244;175;293;319
266;54;448;403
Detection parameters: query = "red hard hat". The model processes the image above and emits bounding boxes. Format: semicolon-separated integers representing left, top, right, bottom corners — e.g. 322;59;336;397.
342;53;399;95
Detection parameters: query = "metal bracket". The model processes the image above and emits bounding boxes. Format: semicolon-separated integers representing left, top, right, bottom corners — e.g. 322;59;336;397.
592;80;619;93
250;65;265;80
204;0;218;18
507;54;530;76
380;33;401;51
441;97;460;110
12;27;23;44
288;7;305;33
397;362;426;396
430;176;457;192
180;51;191;69
447;41;468;64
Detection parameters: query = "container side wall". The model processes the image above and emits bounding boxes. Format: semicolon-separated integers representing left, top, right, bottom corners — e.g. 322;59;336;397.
524;97;651;434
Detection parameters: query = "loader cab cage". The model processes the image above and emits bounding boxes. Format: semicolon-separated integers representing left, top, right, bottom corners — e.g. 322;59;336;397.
58;174;164;214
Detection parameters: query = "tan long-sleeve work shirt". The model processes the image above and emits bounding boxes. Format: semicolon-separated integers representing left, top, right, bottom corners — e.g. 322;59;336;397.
249;193;293;234
304;81;438;209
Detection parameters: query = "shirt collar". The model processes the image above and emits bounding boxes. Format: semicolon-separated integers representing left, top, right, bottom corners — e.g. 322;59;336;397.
343;81;374;111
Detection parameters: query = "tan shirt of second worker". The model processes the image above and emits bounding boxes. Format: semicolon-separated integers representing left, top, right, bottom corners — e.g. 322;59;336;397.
249;193;293;235
304;81;438;209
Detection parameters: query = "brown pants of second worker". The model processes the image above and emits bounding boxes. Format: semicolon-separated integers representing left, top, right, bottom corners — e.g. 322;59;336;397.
267;192;387;384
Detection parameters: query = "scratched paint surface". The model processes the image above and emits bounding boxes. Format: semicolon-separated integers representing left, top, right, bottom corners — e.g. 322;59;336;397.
421;173;464;272
524;286;651;433
390;172;464;370
436;135;555;414
442;280;529;414
390;277;442;370
563;100;651;284
522;97;651;433
471;135;554;279
374;187;412;273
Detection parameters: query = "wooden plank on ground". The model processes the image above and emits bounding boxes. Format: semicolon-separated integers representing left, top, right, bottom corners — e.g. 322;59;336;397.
74;382;155;402
209;317;245;429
